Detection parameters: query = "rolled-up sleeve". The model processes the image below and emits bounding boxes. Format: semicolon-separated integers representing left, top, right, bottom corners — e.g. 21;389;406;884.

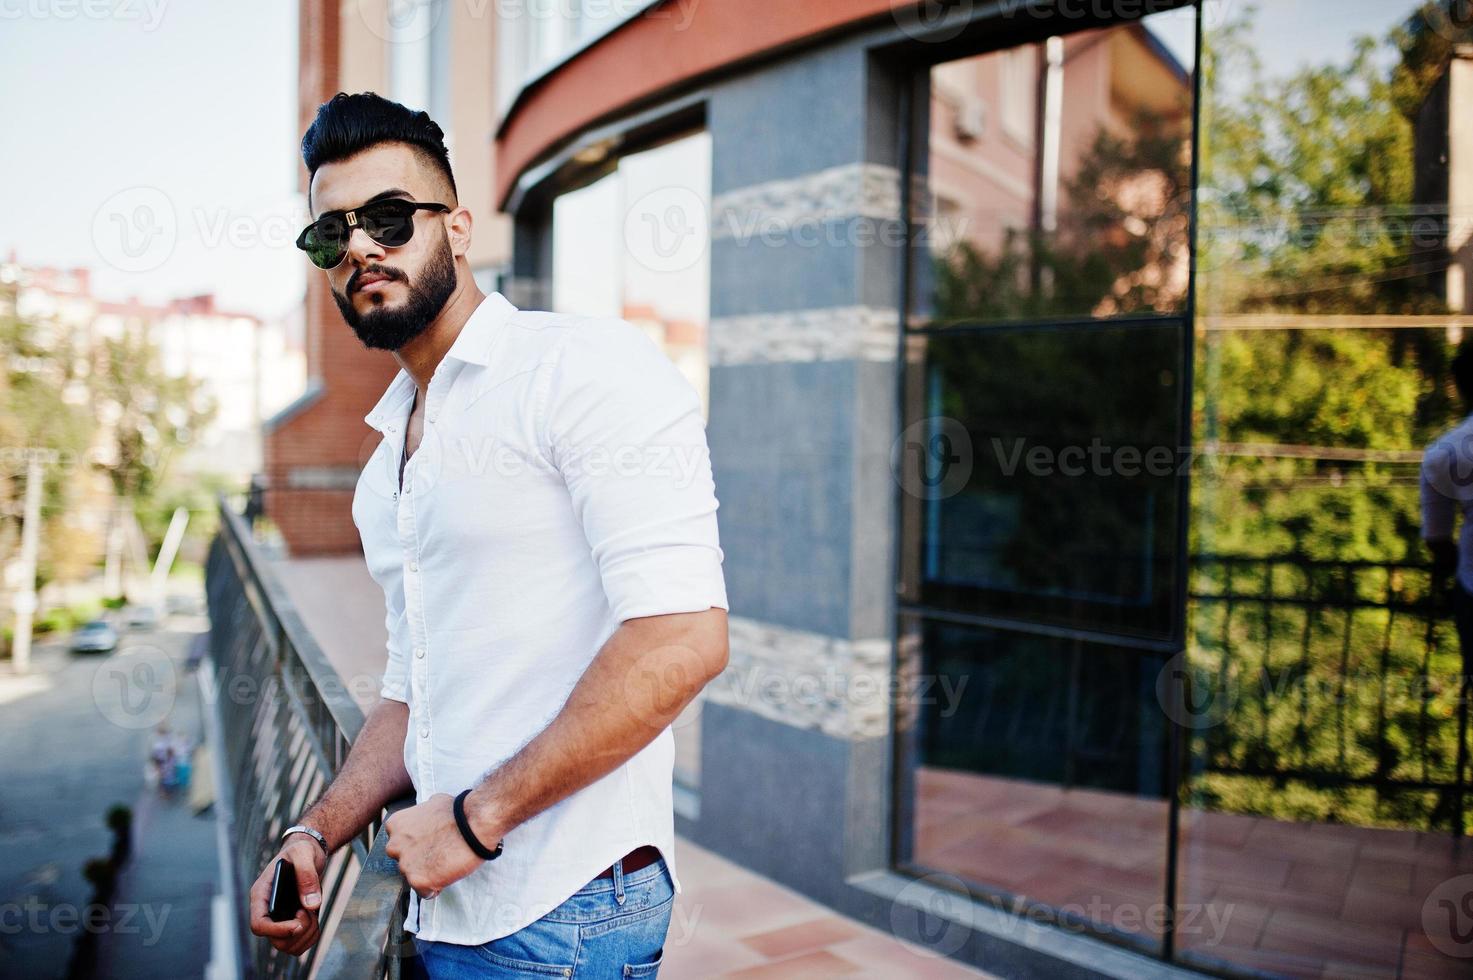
540;317;729;623
1422;444;1458;542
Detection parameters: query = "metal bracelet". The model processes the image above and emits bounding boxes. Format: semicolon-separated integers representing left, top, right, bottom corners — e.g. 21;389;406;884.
282;824;330;854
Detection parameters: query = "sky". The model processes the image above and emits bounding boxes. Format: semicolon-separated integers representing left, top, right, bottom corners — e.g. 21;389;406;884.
0;1;303;320
1204;0;1418;77
0;0;1445;323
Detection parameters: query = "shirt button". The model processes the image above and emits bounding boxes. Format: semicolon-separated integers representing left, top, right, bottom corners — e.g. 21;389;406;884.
414;647;425;658
419;726;430;738
409;561;419;572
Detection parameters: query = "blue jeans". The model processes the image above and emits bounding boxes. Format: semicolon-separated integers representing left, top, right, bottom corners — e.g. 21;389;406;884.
402;857;674;979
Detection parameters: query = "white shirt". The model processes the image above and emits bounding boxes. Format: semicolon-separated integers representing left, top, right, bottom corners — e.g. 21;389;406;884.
1421;413;1473;591
351;290;729;944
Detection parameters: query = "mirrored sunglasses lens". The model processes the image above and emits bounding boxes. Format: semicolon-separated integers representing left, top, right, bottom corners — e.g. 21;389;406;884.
363;202;417;247
304;233;343;269
302;216;347;269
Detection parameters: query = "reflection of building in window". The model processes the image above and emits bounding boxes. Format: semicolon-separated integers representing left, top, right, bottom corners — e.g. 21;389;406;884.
1413;45;1473;321
928;192;963;255
926;23;1192;319
551;132;713;415
999;45;1036;146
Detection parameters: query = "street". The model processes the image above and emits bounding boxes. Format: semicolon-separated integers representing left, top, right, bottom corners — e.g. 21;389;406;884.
0;613;218;979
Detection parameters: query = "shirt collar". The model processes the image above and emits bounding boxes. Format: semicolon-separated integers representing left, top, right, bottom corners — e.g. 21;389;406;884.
362;290;519;433
444;289;518;367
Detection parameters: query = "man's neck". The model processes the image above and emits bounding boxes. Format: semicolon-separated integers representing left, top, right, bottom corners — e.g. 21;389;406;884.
393;272;486;395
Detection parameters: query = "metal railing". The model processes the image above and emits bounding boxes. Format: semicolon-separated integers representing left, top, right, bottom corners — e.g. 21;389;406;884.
1189;553;1472;835
205;497;414;978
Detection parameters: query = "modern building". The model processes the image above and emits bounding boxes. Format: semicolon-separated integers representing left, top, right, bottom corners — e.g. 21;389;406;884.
263;0;505;555
2;257;303;481
253;2;1473;976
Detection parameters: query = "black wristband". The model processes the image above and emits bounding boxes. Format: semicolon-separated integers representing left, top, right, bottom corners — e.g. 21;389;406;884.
453;789;503;861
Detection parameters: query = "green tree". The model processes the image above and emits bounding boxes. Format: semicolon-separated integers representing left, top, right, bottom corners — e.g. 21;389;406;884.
0;299;96;595
90;330;214;504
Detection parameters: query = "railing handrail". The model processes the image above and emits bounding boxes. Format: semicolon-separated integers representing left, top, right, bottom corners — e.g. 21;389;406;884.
314;798;416;980
1191;551;1434;571
215;500;367;745
208;495;412;979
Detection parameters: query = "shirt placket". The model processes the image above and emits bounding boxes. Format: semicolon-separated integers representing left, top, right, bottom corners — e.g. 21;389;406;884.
392;361;461;801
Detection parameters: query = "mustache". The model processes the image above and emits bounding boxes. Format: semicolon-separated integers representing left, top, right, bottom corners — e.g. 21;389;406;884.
348;265;408;294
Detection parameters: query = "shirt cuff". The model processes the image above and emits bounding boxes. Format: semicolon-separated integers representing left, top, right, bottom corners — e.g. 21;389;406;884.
602;546;729;623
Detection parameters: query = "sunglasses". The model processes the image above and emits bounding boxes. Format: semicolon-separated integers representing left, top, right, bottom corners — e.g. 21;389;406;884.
295;198;451;270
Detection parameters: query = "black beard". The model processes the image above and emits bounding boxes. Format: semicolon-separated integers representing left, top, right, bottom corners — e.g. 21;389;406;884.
332;232;457;351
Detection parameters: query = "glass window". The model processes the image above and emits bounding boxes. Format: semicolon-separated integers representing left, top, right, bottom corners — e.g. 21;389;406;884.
895;7;1197;958
915;322;1184;639
552;132;712;414
896;616;1171;945
1183;2;1473;976
910;21;1194;326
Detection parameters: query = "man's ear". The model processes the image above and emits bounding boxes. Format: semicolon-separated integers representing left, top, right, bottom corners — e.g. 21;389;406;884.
446;206;473;258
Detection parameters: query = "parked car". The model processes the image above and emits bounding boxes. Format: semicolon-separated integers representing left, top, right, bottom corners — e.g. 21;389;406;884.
164;593;200;616
123;605;158;631
70;619;119;654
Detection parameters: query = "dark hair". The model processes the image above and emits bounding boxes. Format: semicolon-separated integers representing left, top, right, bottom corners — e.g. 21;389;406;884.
301;92;457;206
1455;340;1473;404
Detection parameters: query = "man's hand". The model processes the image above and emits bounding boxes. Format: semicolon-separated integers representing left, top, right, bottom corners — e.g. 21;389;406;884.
384;793;484;901
248;837;327;956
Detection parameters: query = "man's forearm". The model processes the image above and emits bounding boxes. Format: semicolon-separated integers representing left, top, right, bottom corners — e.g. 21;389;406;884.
464;608;727;845
298;697;414;852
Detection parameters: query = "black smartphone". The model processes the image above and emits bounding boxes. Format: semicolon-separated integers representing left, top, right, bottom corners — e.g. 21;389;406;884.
268;857;301;922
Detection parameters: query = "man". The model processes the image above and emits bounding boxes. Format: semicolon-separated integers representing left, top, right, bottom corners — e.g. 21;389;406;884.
247;92;729;978
1422;342;1473;680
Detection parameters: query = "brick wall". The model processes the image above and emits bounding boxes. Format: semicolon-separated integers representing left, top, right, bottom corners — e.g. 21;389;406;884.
264;0;400;556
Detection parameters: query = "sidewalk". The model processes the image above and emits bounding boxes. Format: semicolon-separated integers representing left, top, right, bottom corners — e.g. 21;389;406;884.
664;839;995;978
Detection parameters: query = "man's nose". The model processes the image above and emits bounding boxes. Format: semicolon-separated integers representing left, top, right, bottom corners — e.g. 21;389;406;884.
344;225;385;266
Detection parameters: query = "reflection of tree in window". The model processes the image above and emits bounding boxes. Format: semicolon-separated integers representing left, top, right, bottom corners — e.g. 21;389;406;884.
1188;4;1471;835
931;104;1191;323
